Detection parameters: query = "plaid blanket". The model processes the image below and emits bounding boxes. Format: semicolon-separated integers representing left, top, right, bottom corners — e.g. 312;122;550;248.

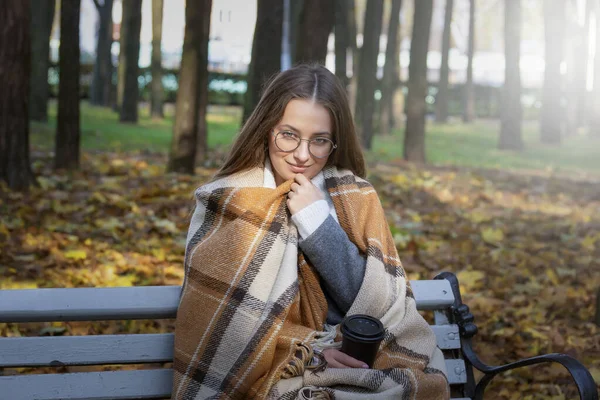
172;166;449;399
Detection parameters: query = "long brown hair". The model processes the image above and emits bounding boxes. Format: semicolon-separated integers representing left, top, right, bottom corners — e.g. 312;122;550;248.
214;64;366;180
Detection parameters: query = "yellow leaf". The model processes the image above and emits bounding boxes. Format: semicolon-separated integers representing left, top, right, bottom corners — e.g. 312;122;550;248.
64;250;87;260
590;368;600;385
581;234;597;251
457;270;486;290
481;227;504;245
152;248;166;261
546;268;560;286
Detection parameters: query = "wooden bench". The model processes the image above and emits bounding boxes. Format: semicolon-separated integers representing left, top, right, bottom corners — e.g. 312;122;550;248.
0;272;597;400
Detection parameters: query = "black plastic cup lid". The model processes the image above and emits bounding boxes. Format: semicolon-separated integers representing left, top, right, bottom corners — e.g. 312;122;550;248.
341;314;385;342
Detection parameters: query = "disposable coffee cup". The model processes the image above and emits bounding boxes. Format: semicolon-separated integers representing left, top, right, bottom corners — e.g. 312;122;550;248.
340;314;385;368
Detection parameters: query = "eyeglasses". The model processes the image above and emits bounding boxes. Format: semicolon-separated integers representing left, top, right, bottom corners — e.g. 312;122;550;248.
273;131;337;159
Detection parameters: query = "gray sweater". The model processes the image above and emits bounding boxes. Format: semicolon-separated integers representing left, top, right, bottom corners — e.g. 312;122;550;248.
298;215;367;325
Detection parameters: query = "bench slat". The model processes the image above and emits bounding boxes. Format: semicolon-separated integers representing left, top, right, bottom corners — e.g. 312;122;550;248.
0;286;181;323
431;324;461;350
0;362;467;400
445;359;468;385
409;279;455;309
1;326;460;367
0;280;455;323
0;334;174;367
0;369;173;400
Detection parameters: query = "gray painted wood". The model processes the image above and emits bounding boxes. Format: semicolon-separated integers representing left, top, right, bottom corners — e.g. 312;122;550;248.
446;359;468;385
431;324;461;350
0;280;454;323
0;334;174;367
0;286;181;323
2;328;460;367
0;364;467;399
1;369;172;400
409;279;455;309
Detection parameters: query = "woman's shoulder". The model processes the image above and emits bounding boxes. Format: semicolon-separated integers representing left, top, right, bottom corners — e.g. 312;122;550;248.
323;167;374;190
196;167;265;195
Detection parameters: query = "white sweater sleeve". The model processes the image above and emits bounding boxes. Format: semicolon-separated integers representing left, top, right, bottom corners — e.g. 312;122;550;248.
291;200;330;239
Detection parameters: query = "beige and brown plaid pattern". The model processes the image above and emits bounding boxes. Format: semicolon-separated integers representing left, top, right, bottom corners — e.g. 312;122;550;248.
172;167;449;399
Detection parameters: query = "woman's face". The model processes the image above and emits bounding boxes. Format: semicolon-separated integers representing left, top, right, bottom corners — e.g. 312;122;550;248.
268;99;333;186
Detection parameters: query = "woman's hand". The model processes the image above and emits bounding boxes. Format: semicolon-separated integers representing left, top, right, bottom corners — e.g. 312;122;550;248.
287;174;324;215
322;349;369;369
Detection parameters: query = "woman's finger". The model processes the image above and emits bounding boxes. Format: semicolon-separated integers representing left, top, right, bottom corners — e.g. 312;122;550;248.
333;351;369;369
326;358;347;368
294;173;310;185
287;191;296;199
290;182;300;192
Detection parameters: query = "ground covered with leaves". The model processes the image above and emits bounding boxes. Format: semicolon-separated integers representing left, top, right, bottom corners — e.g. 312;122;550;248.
1;150;599;399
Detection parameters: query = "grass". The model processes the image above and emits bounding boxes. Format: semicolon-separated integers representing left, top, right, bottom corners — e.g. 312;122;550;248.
31;101;600;176
371;119;600;176
31;101;240;153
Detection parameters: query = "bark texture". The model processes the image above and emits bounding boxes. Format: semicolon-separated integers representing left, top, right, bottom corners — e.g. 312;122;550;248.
242;0;283;123
294;0;334;64
151;0;164;118
379;0;402;135
119;0;142;123
404;0;434;162
0;0;36;190
90;0;114;107
355;0;384;149
167;0;213;174
435;0;453;123
499;0;523;150
463;0;475;123
30;0;56;122
55;0;81;170
540;0;566;144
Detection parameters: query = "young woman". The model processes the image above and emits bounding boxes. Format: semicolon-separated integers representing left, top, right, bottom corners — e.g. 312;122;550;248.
173;64;449;400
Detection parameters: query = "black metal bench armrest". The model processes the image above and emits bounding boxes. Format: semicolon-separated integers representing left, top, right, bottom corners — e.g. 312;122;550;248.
435;271;599;400
461;338;598;400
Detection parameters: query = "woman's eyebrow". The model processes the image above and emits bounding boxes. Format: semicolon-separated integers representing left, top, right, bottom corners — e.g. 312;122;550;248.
277;124;331;136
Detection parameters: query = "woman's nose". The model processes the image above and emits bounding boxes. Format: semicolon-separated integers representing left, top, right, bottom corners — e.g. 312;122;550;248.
293;140;311;162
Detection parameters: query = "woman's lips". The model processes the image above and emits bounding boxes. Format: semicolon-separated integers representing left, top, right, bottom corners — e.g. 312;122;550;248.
288;163;309;173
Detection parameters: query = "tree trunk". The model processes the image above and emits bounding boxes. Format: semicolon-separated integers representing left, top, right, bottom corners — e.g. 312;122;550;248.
294;0;334;64
347;0;358;110
404;0;433;162
30;0;56;122
355;0;383;149
540;0;566;145
435;0;453;123
242;0;283;123
499;0;523;151
379;0;402;135
0;0;36;190
119;0;142;123
151;0;164;118
195;0;212;163
334;0;349;88
167;0;212;174
592;0;600;137
55;0;81;170
463;0;475;123
574;0;593;129
90;0;114;107
289;0;304;63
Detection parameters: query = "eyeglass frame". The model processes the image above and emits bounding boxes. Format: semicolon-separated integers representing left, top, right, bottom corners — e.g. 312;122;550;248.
271;130;337;159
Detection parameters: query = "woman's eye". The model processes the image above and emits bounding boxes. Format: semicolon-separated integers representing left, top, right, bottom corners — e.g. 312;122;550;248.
281;131;296;138
313;138;328;145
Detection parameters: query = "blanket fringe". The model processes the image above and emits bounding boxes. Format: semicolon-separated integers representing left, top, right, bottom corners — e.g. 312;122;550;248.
298;387;332;400
311;324;340;352
281;343;314;379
